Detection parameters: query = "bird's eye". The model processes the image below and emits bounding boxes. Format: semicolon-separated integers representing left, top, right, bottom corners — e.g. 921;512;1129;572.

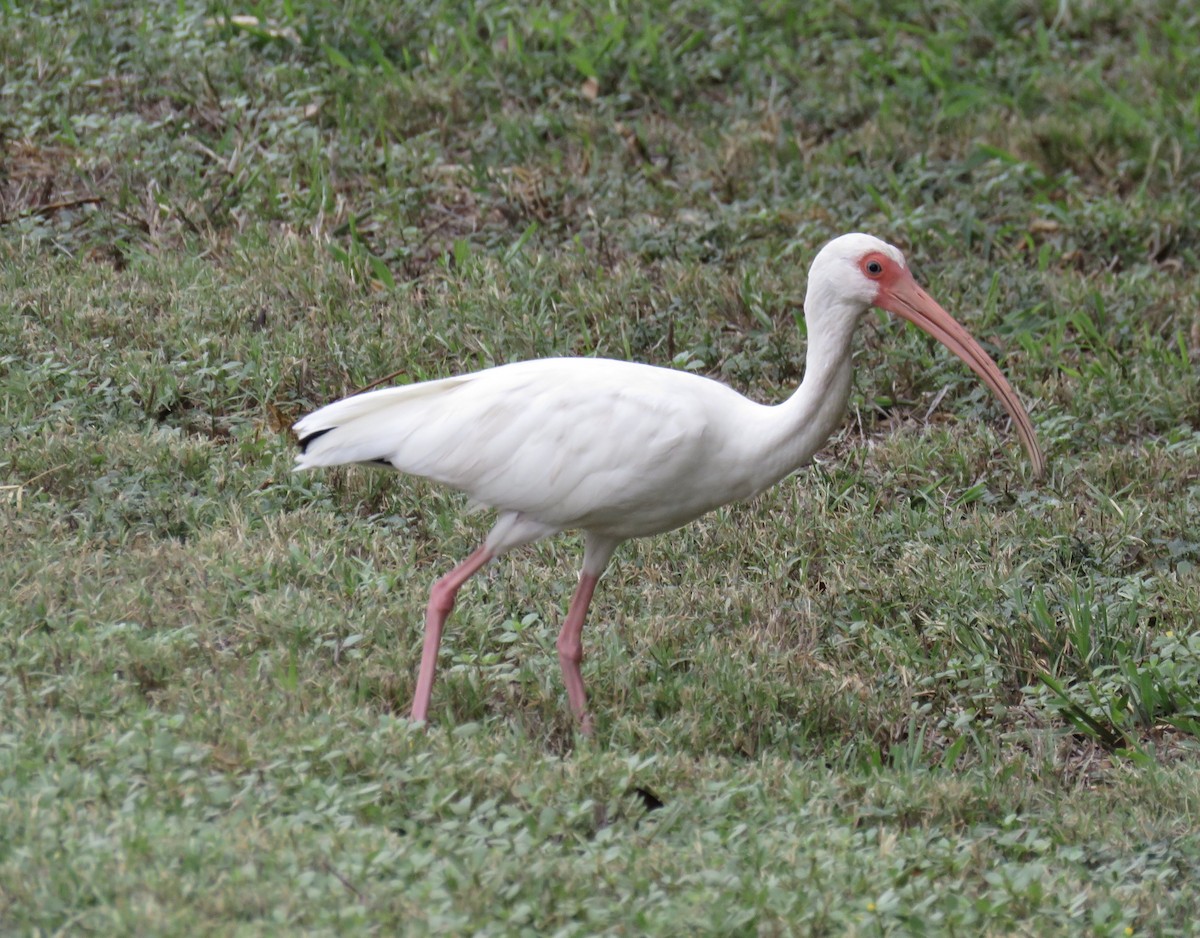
866;260;884;276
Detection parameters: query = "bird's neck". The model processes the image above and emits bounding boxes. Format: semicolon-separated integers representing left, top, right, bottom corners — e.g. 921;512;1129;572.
749;315;858;491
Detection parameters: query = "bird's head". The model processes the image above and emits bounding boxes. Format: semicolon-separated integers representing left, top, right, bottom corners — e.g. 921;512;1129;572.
806;232;1045;478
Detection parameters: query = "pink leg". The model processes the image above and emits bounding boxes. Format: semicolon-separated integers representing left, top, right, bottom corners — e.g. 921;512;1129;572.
410;545;493;724
557;571;600;735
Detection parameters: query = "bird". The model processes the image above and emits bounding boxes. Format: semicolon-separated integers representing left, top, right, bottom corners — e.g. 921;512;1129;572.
293;233;1044;733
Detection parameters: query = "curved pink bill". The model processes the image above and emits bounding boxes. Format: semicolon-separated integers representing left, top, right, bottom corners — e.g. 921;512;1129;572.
876;270;1045;479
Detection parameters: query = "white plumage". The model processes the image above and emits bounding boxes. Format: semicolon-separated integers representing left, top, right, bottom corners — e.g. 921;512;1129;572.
298;358;820;543
294;233;1044;732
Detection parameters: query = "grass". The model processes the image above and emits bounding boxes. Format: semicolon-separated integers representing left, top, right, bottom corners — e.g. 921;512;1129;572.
2;0;1200;933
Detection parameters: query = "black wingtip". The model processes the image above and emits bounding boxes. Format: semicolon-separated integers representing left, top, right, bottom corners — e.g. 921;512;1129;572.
297;426;335;453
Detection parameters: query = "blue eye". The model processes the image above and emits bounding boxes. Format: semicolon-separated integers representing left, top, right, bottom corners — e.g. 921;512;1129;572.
866;260;883;275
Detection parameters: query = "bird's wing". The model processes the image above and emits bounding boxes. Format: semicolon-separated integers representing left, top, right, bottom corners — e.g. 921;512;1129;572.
293;359;733;532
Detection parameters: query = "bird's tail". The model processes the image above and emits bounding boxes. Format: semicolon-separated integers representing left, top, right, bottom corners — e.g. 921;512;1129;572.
292;377;466;470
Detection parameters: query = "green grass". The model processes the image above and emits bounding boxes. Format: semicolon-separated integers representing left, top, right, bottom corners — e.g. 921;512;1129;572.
3;0;1200;933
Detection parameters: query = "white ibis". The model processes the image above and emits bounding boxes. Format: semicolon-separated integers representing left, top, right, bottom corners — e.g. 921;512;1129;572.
294;233;1044;732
